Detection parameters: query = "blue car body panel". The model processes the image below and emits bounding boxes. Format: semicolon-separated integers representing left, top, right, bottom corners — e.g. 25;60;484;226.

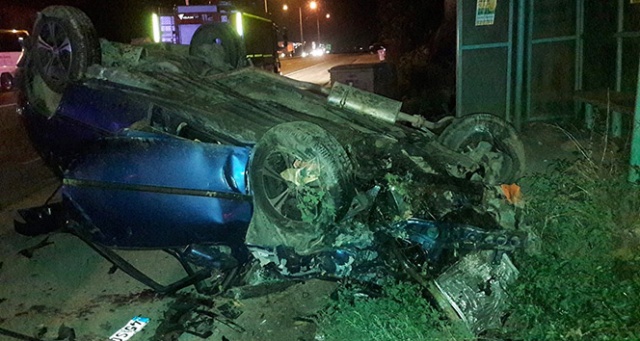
57;82;150;134
21;80;256;249
22;83;152;167
63;137;253;248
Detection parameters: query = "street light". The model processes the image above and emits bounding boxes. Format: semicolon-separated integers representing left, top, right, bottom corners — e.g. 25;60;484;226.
283;1;327;45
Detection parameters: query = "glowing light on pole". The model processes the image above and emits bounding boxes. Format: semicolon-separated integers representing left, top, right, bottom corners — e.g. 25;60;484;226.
151;13;160;43
235;12;244;37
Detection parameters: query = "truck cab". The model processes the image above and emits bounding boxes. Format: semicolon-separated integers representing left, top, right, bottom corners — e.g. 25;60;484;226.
0;29;28;91
154;5;280;73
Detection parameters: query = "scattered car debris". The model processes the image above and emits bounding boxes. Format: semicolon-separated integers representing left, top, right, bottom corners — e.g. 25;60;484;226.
153;295;244;340
14;5;532;336
17;236;53;259
55;324;75;341
429;251;519;334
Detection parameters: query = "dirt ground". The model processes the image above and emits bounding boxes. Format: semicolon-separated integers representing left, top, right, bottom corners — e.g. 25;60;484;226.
0;190;338;341
0;90;587;340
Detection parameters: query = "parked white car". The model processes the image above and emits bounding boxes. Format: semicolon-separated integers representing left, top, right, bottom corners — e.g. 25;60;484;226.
0;29;28;91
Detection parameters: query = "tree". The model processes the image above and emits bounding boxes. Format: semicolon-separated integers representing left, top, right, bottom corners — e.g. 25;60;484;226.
377;0;456;119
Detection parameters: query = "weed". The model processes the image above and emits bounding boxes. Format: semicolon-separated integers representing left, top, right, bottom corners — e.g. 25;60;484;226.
316;282;473;341
501;157;640;340
296;186;335;224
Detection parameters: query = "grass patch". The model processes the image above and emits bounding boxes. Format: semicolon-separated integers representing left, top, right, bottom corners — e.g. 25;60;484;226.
501;157;640;340
317;282;473;341
317;145;640;340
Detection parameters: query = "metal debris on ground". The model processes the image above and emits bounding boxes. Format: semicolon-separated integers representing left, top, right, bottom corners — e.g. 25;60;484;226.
17;236;53;259
153;295;245;340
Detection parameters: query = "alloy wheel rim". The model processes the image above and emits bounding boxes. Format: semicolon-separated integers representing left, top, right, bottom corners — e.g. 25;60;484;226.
35;19;73;88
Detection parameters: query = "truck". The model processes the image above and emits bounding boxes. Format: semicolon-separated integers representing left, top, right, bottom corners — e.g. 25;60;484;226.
0;29;29;91
153;5;280;73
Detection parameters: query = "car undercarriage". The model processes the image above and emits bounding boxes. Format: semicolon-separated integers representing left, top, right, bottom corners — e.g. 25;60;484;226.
13;5;532;337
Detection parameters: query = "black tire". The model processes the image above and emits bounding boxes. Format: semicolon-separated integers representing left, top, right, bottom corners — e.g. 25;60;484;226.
438;113;526;184
31;6;101;93
0;73;13;91
249;122;353;235
189;23;245;69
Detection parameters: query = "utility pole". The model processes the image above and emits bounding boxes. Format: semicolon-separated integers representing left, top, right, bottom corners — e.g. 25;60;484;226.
299;7;304;42
316;12;320;43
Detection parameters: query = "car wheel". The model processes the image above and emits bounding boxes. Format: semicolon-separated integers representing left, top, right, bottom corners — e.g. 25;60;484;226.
0;72;13;91
189;23;245;69
250;122;353;236
438;113;525;184
31;6;101;94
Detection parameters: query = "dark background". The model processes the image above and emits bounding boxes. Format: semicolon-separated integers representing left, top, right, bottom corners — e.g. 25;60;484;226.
9;0;621;120
0;0;381;51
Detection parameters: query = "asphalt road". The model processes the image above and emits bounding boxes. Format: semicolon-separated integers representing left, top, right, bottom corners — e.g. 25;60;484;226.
280;52;380;85
0;91;18;108
0;91;56;209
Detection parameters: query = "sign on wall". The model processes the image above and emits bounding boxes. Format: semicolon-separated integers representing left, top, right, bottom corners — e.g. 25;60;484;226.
476;0;497;26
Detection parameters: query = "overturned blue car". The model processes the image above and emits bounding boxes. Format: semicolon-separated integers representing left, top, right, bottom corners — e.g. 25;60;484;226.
16;6;529;334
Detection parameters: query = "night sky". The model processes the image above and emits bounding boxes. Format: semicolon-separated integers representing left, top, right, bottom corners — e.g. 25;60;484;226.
270;0;381;50
1;0;380;50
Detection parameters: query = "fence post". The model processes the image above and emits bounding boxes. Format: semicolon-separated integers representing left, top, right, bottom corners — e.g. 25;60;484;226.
628;55;640;183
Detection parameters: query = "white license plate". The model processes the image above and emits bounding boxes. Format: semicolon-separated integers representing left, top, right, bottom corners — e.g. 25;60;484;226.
109;316;150;341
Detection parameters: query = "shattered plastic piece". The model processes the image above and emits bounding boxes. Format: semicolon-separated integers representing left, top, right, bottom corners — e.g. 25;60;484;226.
109;316;150;341
429;251;518;334
483;186;519;230
332;222;375;249
403;150;438;175
218;301;243;320
501;183;523;206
